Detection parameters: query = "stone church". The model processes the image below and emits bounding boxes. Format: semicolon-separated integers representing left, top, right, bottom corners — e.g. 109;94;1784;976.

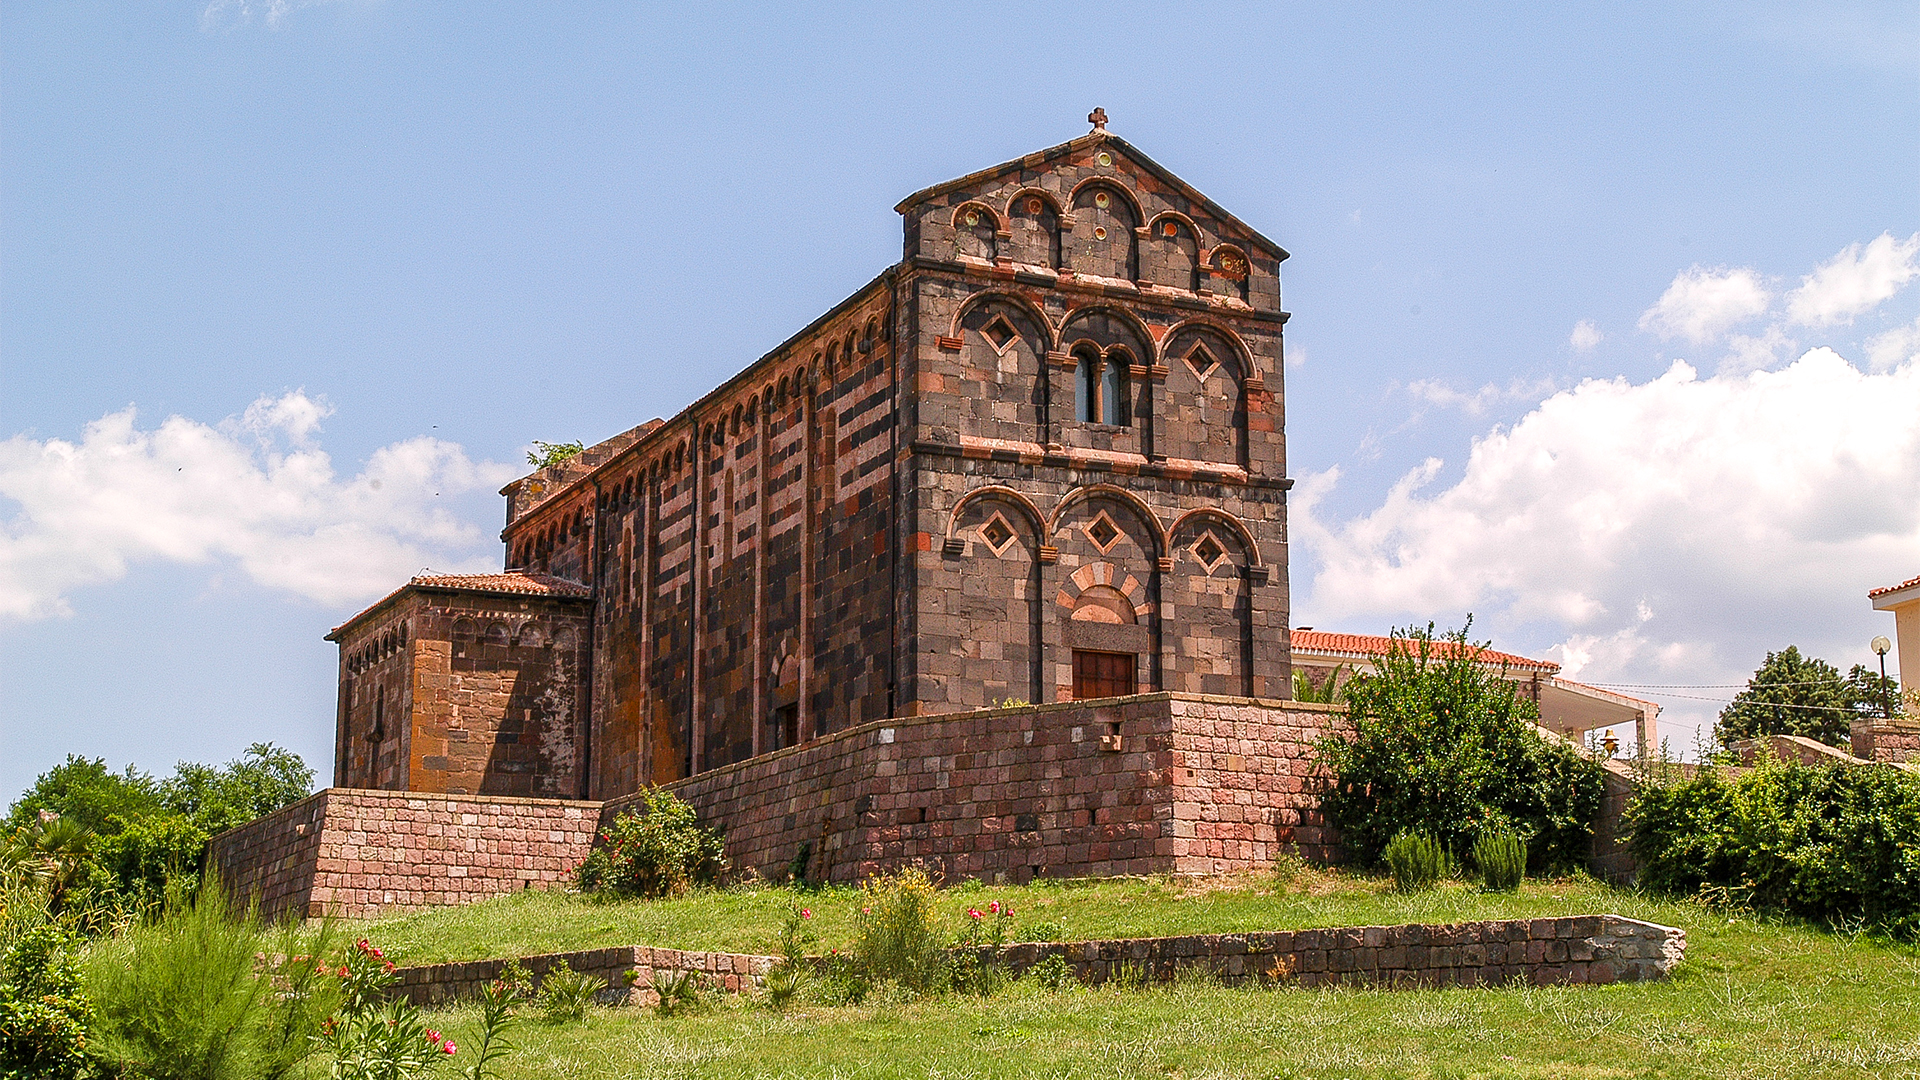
327;115;1294;804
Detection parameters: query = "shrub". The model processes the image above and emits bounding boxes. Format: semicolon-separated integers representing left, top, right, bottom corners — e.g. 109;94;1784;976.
764;904;814;1011
533;960;603;1023
850;868;947;997
575;789;726;898
1383;830;1451;893
0;921;92;1080
652;970;702;1017
1317;621;1605;872
1473;826;1527;892
85;876;341;1080
318;1000;456;1080
1627;756;1920;938
1023;953;1075;991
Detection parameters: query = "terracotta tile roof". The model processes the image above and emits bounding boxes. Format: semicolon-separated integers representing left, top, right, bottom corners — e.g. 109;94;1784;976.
407;571;592;599
1869;573;1920;599
327;571;590;640
1289;630;1560;674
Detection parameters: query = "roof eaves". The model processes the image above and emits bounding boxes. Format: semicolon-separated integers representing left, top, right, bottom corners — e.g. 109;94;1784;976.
894;132;1288;263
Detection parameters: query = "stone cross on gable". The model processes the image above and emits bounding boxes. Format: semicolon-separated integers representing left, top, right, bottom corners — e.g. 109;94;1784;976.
1088;107;1108;131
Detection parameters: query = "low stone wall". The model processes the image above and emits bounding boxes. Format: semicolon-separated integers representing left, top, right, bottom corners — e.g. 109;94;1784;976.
615;693;1350;886
385;914;1681;1007
392;945;777;1007
982;914;1684;989
211;788;600;919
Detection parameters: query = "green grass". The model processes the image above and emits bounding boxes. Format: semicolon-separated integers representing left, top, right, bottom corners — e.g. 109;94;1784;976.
342;870;1920;1078
359;868;1696;966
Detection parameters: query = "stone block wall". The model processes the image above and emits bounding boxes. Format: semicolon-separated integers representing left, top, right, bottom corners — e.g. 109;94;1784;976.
391;945;776;1007
980;914;1685;989
212;789;600;919
1852;718;1920;765
609;693;1346;886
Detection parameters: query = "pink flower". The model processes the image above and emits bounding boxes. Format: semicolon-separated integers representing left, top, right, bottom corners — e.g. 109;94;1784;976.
356;938;370;951
861;907;871;915
337;965;350;978
442;1040;458;1055
800;908;812;919
426;1030;441;1043
989;901;1000;914
968;908;982;919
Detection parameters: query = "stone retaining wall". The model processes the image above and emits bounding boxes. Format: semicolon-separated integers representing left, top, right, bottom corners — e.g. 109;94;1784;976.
392;945;777;1007
211;788;600;919
981;913;1685;989
384;913;1682;1006
623;693;1350;886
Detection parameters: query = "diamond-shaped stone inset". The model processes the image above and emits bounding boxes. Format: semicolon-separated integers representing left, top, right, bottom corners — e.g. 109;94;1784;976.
980;315;1017;355
1084;511;1122;554
978;512;1017;556
1192;531;1227;572
1184;344;1220;382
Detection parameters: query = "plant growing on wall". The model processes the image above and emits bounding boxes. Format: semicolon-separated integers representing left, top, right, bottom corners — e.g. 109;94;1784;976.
1316;620;1605;872
525;441;585;469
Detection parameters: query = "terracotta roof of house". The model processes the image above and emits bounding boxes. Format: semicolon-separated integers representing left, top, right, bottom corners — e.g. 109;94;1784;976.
1869;573;1920;599
326;570;591;641
1289;630;1561;674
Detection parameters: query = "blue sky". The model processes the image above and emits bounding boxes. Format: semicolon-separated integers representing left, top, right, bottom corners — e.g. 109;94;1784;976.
4;1;1917;797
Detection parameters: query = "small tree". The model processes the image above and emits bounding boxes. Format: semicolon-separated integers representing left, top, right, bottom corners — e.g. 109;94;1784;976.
1714;646;1892;749
526;441;585;469
1316;621;1605;872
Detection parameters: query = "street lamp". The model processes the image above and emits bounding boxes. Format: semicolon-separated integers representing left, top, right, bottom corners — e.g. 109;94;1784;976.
1871;636;1894;720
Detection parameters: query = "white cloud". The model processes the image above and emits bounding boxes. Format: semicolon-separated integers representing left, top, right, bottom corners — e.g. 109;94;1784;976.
199;0;369;31
1867;316;1920;373
1296;348;1920;744
1786;232;1920;327
1637;266;1771;345
1718;323;1797;377
0;393;519;623
1569;320;1602;352
1404;376;1559;418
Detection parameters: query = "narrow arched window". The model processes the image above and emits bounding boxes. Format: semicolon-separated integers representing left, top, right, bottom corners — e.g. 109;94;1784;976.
1102;357;1125;425
1075;349;1099;422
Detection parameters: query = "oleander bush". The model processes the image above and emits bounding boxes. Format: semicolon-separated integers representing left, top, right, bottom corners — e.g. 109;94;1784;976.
1627;755;1920;939
574;788;726;899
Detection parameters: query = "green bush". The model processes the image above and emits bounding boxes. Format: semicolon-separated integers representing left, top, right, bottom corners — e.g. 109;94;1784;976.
84;876;340;1080
1317;621;1605;872
850;868;947;997
1383;830;1451;893
1627;756;1920;938
533;960;602;1023
1473;826;1527;892
1023;953;1075;991
0;920;93;1080
574;789;726;898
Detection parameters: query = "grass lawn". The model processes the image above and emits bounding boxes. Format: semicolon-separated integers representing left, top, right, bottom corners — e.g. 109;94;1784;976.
344;869;1920;1078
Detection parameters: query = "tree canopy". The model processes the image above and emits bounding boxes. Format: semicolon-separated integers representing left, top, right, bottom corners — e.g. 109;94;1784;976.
1714;646;1896;749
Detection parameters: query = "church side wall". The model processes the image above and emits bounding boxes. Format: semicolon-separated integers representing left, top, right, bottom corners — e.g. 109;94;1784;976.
504;284;899;800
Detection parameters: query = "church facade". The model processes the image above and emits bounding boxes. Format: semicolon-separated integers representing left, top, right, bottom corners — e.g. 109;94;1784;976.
327;120;1295;803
